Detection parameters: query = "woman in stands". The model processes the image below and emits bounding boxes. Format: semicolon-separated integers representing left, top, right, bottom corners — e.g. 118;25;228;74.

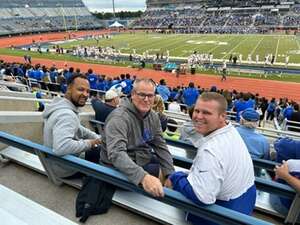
152;95;168;132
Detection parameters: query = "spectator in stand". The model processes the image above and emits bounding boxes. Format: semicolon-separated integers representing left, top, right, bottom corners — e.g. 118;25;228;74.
96;76;106;92
49;66;58;83
275;159;300;192
283;103;295;121
64;67;74;82
257;97;268;127
165;92;256;225
43;74;101;179
41;66;50;83
86;68;98;90
169;87;178;101
152;95;168;132
91;89;120;124
266;98;277;121
233;93;254;122
156;79;170;102
236;108;270;161
168;99;182;113
183;82;199;107
123;74;133;95
288;104;300;132
28;64;41;81
101;78;175;197
109;81;127;96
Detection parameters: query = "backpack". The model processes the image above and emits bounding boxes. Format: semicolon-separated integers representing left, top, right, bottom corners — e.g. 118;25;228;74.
76;176;116;223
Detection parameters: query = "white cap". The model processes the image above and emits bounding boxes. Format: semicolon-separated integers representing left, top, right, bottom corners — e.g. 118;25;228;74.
105;90;119;100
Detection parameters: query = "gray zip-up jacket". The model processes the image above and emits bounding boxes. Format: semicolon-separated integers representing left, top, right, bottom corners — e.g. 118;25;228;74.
101;98;175;185
43;97;100;178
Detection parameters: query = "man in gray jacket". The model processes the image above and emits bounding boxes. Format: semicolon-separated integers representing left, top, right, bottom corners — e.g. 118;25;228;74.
43;74;101;178
101;78;175;197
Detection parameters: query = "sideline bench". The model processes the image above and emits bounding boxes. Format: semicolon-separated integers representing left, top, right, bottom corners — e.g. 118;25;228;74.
0;184;78;225
0;131;272;225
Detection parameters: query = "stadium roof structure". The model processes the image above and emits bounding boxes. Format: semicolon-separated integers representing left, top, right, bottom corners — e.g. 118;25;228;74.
109;21;124;28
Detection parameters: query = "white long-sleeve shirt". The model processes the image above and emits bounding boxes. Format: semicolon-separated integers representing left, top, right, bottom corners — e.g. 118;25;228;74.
187;123;255;204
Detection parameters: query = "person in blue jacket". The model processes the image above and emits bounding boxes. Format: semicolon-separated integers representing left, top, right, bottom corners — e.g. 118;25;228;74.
182;82;199;107
86;68;98;90
236;108;270;160
156;79;170;102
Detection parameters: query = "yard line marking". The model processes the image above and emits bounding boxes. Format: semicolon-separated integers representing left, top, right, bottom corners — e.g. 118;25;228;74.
175;35;213;57
205;35;227;54
140;35;187;53
250;36;264;56
222;36;250;59
296;37;300;50
274;37;280;63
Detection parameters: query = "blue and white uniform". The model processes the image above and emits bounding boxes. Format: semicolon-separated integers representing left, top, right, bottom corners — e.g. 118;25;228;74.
170;123;256;225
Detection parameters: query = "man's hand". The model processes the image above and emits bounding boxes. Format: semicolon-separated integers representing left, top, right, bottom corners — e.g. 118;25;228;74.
274;160;290;180
141;174;164;197
89;138;102;149
164;178;173;189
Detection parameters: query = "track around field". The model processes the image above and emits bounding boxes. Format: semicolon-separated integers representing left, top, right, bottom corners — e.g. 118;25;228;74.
1;31;300;102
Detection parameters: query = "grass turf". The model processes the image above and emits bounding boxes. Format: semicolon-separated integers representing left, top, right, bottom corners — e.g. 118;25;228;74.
52;32;300;65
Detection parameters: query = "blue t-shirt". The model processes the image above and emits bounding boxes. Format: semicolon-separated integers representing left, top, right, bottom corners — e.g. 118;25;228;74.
234;100;253;122
87;73;98;90
183;88;199;107
236;126;270;159
156;85;170;102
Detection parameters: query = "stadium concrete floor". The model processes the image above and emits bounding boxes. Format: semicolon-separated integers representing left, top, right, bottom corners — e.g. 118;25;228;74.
0;162;285;225
0;163;159;225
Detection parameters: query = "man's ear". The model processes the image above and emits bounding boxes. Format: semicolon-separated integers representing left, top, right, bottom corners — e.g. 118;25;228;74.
65;85;72;96
220;112;227;120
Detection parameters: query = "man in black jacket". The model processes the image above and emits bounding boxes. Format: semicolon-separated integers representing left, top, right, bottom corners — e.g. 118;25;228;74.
91;90;120;123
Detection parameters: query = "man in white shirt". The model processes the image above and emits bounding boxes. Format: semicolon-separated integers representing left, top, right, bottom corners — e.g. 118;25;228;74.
165;92;256;225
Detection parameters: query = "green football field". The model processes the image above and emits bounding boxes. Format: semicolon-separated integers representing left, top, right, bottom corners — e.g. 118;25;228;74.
54;32;300;65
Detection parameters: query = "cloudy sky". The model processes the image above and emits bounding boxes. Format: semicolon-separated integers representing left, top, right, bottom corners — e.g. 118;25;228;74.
82;0;146;12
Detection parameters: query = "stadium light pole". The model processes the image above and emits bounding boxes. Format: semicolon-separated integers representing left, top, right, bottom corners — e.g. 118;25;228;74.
74;3;79;31
112;0;116;18
57;3;68;32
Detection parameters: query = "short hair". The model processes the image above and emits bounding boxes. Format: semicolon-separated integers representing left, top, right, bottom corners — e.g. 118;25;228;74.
240;118;258;129
67;74;88;86
159;79;166;85
188;82;194;88
132;78;156;92
198;92;228;113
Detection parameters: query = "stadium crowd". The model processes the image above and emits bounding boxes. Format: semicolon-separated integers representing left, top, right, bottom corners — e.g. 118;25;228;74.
1;59;299;129
1;58;300;224
132;4;300;34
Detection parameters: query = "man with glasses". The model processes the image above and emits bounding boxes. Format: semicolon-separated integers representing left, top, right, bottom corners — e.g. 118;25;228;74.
101;78;175;197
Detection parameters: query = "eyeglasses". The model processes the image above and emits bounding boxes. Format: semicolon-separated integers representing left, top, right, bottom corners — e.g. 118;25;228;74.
135;92;155;100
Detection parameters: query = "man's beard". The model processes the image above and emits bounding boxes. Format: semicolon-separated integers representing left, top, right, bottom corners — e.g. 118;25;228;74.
71;98;86;107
